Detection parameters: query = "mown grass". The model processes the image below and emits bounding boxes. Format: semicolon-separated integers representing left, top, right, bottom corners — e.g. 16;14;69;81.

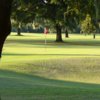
0;33;100;100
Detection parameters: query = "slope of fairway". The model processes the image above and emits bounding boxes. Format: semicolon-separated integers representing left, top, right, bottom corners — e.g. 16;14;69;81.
0;33;100;100
0;69;100;100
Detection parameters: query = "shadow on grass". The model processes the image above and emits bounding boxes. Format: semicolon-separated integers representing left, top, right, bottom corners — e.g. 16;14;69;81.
0;69;100;99
6;38;100;47
3;53;100;57
0;69;100;89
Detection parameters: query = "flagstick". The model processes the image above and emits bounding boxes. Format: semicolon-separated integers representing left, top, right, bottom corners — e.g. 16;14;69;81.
44;27;48;53
45;33;47;52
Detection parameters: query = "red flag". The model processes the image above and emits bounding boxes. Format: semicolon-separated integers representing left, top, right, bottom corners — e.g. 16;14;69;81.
44;27;48;34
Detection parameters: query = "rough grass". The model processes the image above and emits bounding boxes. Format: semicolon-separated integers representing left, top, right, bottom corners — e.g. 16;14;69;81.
0;33;100;100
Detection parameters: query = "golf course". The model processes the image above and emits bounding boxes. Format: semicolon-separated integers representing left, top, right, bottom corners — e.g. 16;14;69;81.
0;33;100;100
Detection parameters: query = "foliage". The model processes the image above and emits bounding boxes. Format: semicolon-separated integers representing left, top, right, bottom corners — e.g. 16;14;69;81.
81;14;96;34
11;0;100;38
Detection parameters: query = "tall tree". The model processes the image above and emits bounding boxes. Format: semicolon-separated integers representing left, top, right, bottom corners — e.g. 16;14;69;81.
12;0;36;35
0;0;13;58
36;0;79;42
94;0;100;33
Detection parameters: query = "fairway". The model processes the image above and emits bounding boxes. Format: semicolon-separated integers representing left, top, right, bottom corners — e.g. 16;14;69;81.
0;33;100;100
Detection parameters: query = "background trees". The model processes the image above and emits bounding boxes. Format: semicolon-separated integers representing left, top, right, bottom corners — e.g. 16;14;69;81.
81;14;96;35
12;0;36;35
11;0;100;40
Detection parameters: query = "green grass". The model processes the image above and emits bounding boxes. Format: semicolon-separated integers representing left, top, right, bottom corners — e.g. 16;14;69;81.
0;33;100;100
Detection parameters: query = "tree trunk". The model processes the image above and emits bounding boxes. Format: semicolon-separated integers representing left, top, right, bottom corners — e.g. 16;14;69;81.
17;27;21;36
93;33;96;39
0;39;4;58
0;22;11;58
55;23;63;42
65;27;69;38
0;36;7;58
17;23;21;36
94;0;99;39
92;0;99;39
0;0;13;58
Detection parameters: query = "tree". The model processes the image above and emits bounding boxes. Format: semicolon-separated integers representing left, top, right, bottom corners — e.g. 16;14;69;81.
0;0;13;58
94;0;100;33
41;0;94;41
81;14;96;36
79;0;100;39
12;0;36;35
12;0;99;41
36;0;80;42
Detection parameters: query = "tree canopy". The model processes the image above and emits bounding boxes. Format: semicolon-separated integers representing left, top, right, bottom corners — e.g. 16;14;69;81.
11;0;100;41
